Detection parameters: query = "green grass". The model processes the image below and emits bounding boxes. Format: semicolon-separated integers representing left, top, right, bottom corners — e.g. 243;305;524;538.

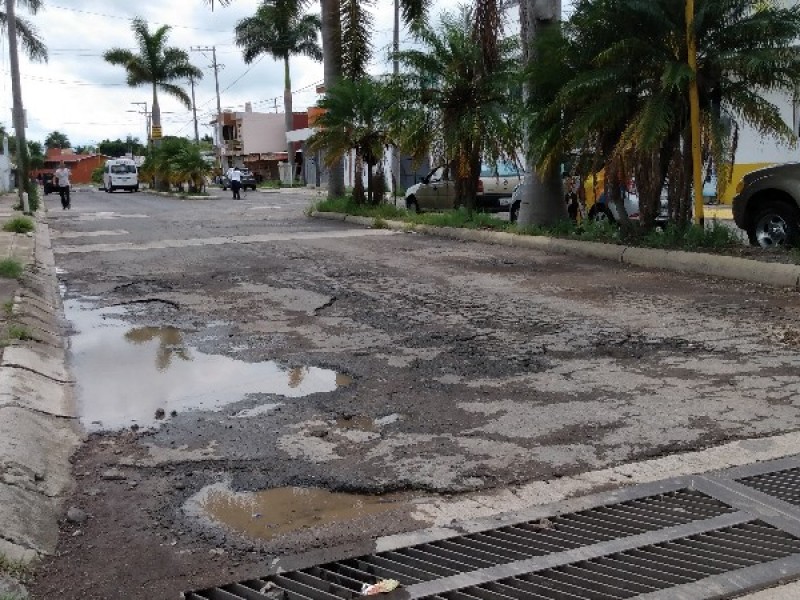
0;258;23;280
3;300;14;316
0;553;31;582
313;197;407;220
7;324;33;341
2;216;34;234
311;198;748;254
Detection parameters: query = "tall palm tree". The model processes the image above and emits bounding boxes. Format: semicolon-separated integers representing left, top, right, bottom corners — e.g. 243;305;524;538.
235;0;322;177
1;0;47;62
320;0;429;198
308;76;392;204
104;18;202;149
394;7;520;211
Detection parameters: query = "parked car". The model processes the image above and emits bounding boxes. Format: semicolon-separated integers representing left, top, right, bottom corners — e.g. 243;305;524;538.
404;162;523;213
732;162;800;247
221;168;257;191
509;177;668;225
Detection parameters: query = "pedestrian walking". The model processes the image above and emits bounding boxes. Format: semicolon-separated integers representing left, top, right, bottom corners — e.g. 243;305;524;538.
226;165;242;200
54;162;71;209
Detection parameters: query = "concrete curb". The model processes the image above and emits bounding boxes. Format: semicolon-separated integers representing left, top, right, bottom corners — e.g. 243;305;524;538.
0;209;79;572
311;211;800;290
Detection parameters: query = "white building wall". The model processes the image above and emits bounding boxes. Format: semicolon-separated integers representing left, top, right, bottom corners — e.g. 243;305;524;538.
239;112;287;155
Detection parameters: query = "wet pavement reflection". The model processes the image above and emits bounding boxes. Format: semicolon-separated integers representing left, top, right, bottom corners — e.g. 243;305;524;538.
64;299;350;431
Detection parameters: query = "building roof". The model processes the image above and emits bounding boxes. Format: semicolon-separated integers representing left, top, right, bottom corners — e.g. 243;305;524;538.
45;148;106;164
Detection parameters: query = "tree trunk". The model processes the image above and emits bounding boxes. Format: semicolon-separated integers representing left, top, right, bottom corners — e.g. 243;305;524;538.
517;0;567;227
321;0;345;198
283;55;294;182
352;153;365;204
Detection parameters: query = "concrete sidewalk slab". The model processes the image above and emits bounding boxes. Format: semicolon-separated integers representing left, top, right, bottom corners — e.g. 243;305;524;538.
0;482;62;555
0;405;79;497
0;368;74;418
2;346;71;383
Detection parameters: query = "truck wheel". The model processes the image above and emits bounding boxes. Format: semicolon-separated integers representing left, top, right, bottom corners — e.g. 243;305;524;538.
750;201;800;247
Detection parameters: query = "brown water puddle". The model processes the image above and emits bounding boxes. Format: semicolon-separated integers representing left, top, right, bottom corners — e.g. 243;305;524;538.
187;483;408;541
64;299;351;431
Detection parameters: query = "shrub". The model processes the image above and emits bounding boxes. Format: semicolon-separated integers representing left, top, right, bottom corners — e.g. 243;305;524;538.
2;216;34;234
0;258;24;279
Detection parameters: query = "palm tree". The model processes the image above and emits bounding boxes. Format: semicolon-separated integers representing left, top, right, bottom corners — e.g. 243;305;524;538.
394;7;520;211
104;18;202;150
44;130;70;150
320;0;429;199
308;76;393;204
1;0;47;62
235;0;322;178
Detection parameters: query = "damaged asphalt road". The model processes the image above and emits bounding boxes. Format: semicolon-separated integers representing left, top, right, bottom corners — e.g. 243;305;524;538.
29;188;800;598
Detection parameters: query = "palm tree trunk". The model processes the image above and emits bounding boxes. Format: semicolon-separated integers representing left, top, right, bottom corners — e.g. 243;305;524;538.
517;0;567;227
152;84;163;190
321;0;345;197
283;54;294;182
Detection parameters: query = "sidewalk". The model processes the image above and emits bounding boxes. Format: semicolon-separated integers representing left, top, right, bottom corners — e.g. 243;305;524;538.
0;193;78;596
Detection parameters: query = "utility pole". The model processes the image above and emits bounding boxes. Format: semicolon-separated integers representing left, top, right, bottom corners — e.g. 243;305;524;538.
191;46;223;168
5;0;29;212
189;75;200;144
131;102;149;151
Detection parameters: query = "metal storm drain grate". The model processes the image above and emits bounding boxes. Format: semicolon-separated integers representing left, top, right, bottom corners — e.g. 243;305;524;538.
185;489;735;600
736;466;800;507
185;456;800;600
420;521;800;600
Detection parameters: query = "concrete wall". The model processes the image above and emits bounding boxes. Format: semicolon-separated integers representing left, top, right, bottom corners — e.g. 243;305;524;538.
240;112;287;155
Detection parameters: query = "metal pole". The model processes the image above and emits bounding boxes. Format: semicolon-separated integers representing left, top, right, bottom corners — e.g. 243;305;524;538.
686;0;704;226
5;0;29;212
190;76;200;144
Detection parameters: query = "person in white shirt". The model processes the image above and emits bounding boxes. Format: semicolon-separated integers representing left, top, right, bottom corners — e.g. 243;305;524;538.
54;162;71;209
226;165;242;199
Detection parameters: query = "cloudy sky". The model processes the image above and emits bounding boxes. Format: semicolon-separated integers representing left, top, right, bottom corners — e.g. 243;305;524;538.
3;0;568;149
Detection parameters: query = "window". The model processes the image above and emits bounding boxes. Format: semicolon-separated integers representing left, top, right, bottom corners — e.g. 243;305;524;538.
110;164;136;174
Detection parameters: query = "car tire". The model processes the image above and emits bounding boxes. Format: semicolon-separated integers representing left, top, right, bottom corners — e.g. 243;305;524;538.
510;200;520;223
749;201;800;248
589;205;615;224
406;195;419;213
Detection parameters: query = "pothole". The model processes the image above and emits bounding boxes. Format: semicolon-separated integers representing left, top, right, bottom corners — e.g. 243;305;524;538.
64;298;352;431
185;482;410;541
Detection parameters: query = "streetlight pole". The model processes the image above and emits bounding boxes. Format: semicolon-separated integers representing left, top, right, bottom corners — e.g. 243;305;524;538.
686;0;704;226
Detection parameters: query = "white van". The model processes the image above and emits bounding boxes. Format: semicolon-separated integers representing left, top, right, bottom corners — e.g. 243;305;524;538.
103;158;139;193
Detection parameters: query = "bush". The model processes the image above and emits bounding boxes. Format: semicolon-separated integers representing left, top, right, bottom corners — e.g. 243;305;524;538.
0;258;23;279
2;216;34;234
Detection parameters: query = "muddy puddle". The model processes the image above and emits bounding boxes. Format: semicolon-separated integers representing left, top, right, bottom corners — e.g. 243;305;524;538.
186;482;409;541
64;299;351;431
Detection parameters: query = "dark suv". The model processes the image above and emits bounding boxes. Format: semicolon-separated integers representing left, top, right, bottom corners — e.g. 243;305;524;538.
732;163;800;247
221;168;257;191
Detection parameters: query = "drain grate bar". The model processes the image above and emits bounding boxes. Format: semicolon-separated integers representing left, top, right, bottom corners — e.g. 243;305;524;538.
737;467;800;508
413;521;800;600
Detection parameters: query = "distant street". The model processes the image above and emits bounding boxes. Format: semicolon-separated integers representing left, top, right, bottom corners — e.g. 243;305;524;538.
32;186;800;598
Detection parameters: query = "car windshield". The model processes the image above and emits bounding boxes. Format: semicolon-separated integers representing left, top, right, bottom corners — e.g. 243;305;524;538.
480;162;521;178
110;164;136;174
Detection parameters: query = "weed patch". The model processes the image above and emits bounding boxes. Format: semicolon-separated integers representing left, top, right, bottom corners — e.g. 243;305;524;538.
2;216;34;234
0;258;23;279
